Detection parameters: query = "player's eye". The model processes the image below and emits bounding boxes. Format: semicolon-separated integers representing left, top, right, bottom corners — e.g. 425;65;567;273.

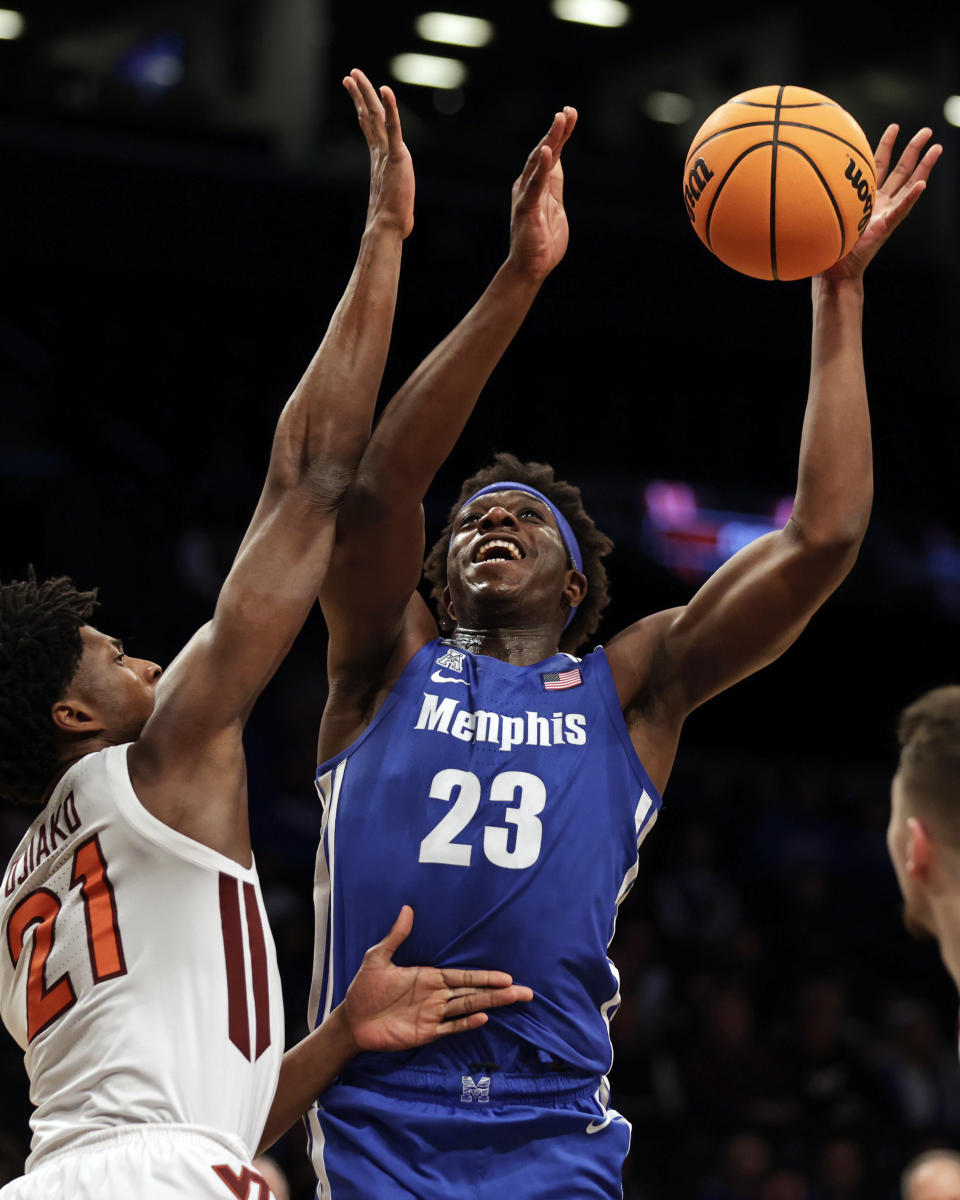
520;508;543;520
115;652;125;664
459;514;479;528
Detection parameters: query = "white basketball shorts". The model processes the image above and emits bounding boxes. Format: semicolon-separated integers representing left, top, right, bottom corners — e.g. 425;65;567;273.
0;1124;275;1200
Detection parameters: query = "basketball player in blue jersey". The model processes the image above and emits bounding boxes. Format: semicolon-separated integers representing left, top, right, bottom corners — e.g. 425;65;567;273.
307;116;941;1198
0;71;532;1200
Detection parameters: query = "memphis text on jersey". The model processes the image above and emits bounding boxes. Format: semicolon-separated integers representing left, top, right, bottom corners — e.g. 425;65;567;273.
4;791;81;897
415;692;587;751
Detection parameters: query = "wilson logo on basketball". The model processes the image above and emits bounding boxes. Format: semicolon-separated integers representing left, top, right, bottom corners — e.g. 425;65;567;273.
684;157;714;221
844;158;874;232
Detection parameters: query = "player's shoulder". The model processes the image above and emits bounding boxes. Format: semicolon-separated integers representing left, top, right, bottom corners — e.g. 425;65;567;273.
604;608;683;662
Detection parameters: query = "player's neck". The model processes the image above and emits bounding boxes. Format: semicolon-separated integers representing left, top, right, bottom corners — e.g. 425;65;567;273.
449;623;561;665
48;735;123;797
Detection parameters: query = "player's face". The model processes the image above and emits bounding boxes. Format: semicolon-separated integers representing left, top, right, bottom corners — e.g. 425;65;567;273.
887;773;936;940
67;626;162;742
445;490;574;628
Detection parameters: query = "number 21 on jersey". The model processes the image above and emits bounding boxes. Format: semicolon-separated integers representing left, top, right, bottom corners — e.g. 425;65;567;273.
419;769;546;870
6;835;125;1041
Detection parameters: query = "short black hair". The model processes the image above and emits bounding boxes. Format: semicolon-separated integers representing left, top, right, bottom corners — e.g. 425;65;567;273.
0;571;98;805
423;453;613;652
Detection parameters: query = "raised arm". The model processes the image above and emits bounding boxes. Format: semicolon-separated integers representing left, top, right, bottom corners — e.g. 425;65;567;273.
128;71;414;859
608;126;942;789
257;907;532;1153
318;108;578;692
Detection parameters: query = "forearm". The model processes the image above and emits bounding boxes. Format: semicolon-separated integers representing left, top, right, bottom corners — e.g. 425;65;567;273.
356;259;544;502
269;221;404;499
791;275;873;546
257;1004;358;1155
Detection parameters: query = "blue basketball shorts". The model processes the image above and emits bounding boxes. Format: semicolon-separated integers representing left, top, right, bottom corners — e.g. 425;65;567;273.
305;1055;631;1200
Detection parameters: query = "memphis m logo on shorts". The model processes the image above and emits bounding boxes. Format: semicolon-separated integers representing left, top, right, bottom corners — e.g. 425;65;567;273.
460;1075;491;1103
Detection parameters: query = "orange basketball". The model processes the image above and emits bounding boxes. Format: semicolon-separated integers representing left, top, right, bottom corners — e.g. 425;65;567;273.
683;85;876;281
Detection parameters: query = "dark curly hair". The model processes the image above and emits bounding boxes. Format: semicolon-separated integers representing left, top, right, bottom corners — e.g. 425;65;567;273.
0;571;98;805
423;453;614;653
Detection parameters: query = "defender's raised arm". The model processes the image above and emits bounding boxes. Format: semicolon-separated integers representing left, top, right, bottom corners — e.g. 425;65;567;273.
127;70;415;862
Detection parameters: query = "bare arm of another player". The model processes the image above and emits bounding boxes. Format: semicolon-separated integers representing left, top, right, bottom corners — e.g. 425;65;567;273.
318;109;578;701
256;907;533;1154
128;71;413;860
608;126;942;789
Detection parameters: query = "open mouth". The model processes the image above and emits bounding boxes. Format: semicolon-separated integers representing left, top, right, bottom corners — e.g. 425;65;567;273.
473;538;524;564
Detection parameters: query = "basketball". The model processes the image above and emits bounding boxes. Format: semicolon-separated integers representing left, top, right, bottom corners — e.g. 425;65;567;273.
683;85;876;281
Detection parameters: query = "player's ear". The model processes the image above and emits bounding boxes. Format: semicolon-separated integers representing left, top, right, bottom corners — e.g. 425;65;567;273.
442;585;457;623
563;569;587;610
905;816;933;880
51;697;101;736
51;668;104;737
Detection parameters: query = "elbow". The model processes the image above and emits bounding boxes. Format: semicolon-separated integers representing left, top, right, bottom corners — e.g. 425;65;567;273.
786;506;870;575
789;480;873;554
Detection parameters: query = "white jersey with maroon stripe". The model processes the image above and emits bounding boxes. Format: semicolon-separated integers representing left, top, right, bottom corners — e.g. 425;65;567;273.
0;745;284;1169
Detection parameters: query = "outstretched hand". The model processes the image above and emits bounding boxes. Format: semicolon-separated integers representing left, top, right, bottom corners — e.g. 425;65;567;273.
822;124;941;283
508;107;578;281
344;68;415;239
343;906;534;1053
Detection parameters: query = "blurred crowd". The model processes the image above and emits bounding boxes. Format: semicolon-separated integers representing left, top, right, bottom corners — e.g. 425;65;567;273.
2;689;958;1198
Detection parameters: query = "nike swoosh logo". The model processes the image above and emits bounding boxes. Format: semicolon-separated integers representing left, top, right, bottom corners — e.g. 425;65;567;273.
586;1116;614;1135
431;671;469;685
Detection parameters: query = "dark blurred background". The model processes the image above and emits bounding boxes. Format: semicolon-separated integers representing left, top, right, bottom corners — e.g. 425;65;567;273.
1;1;958;1196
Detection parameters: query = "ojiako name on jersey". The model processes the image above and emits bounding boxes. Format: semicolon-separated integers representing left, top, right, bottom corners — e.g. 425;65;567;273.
415;692;587;752
3;790;82;897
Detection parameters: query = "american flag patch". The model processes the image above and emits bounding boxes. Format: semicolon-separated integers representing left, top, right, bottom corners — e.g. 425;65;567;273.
542;667;582;691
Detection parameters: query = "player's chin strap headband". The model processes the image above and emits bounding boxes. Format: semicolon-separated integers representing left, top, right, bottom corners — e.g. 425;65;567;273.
454;481;583;630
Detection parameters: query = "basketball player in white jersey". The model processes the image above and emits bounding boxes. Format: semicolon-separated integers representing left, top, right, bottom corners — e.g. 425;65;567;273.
306;117;940;1198
0;70;530;1200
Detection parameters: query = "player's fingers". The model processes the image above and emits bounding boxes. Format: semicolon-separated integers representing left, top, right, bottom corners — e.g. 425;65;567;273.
443;986;534;1016
872;123;899;188
881;178;927;232
518;145;555;209
518;113;563;187
380;85;405;155
350;69;383;113
911;141;943;187
882;127;934;195
343;75;366;120
440;967;515;989
372;905;414;961
552;106;579;158
435;1012;489;1036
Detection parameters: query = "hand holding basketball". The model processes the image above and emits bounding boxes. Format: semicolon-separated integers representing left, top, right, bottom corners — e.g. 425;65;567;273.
821;124;942;282
508;106;578;282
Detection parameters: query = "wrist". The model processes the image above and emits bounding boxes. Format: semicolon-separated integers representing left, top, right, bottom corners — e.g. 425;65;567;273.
363;213;411;242
811;272;864;306
498;255;549;292
326;1001;361;1060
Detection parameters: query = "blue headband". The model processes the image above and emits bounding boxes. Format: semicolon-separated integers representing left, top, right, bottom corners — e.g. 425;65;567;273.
453;481;583;629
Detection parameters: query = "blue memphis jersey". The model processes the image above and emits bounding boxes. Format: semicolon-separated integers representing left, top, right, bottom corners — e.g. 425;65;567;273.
310;638;661;1076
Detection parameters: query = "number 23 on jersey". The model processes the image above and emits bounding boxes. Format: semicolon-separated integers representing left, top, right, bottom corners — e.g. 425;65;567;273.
418;769;546;870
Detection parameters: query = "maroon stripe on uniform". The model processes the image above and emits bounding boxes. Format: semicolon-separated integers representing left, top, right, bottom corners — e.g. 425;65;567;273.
219;874;250;1060
243;882;271;1060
